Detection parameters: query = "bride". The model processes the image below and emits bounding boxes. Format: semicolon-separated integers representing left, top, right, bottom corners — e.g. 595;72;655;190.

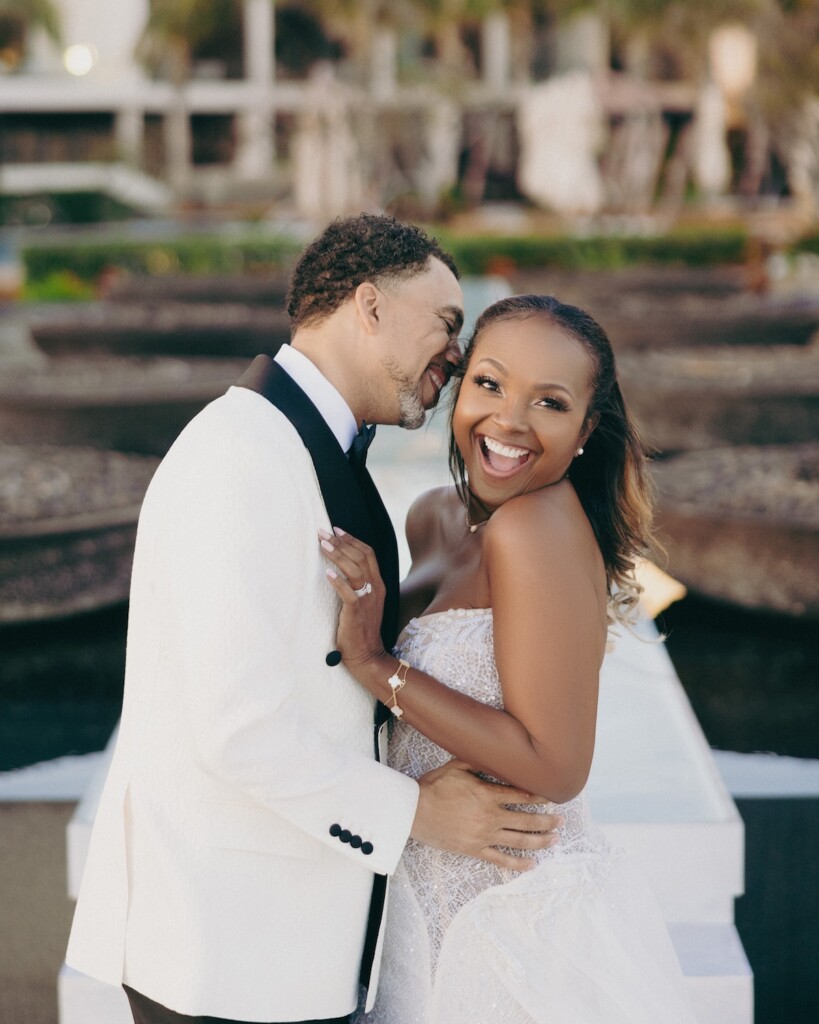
319;294;697;1023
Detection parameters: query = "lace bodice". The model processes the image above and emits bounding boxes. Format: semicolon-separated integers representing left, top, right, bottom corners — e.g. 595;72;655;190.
388;608;605;971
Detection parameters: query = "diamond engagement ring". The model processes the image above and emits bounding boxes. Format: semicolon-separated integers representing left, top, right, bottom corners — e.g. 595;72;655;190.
353;582;373;597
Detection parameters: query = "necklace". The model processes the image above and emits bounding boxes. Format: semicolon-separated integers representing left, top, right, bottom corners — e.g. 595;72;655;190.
465;506;489;533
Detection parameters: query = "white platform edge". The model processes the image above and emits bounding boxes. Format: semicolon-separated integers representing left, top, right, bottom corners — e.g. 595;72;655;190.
59;922;754;1024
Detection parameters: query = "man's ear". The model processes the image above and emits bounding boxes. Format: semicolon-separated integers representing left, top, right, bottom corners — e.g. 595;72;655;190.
353;282;381;335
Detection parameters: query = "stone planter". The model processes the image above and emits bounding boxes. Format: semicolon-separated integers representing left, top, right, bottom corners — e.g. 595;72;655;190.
508;266;819;350
0;446;159;624
652;444;819;619
603;300;818;350
0;356;248;456
30;302;290;358
618;345;819;452
103;271;290;305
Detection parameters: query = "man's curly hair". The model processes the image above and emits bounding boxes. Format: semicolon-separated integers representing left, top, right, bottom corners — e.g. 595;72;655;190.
286;213;459;330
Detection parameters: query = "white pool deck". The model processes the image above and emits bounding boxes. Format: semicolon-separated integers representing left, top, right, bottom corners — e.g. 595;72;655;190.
51;440;755;1023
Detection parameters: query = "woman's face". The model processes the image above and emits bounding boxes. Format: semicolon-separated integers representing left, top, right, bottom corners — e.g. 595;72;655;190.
452;314;596;512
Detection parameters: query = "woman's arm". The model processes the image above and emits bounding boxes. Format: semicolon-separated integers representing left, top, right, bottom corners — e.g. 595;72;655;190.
321;491;607;803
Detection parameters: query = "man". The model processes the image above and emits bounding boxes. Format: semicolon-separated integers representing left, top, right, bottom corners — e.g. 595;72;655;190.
67;214;560;1024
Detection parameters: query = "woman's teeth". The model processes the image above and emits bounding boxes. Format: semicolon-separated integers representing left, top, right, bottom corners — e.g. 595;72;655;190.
480;436;530;472
484;437;529;459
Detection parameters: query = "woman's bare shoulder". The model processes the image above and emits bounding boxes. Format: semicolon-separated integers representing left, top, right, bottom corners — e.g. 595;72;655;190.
483;482;600;571
485;481;575;538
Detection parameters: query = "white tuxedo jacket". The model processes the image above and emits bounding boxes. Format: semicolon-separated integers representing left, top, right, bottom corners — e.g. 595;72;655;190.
66;378;419;1021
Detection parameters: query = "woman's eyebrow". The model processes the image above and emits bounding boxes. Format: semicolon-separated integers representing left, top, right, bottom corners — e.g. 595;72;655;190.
473;356;575;397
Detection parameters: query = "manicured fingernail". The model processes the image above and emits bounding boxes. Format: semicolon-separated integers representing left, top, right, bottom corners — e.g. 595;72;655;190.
321;539;334;552
318;528;333;540
326;568;338;580
333;526;346;536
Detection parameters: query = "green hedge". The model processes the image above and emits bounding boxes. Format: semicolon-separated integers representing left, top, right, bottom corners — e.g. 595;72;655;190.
793;230;819;257
20;225;757;288
437;228;750;274
21;233;303;286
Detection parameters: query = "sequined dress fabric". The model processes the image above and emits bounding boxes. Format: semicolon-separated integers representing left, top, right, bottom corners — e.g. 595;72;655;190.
354;608;696;1024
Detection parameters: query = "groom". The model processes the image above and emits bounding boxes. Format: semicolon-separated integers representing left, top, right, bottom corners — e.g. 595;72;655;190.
66;214;561;1024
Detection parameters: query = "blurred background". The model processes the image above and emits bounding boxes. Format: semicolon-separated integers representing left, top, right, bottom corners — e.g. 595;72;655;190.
0;1;817;1022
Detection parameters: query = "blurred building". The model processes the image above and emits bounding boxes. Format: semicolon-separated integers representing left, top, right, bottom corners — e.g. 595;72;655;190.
0;0;812;220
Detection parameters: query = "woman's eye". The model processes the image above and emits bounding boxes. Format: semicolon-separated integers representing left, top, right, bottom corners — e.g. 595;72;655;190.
537;396;568;411
473;374;499;391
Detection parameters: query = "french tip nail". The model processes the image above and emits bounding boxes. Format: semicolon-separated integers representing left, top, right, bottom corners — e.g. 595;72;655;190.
318;528;332;539
320;539;334;552
333;526;346;536
326;568;338;579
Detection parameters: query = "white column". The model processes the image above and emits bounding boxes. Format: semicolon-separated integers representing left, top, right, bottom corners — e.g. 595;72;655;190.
554;11;609;74
691;82;731;197
235;0;275;181
418;99;460;203
115;107;144;168
165;104;192;190
244;0;275;85
482;12;510;92
370;25;397;99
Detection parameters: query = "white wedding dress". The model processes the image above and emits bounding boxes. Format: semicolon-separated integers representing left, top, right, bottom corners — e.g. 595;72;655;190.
355;608;697;1024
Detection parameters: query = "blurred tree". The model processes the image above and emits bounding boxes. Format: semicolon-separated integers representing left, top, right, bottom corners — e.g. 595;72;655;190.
275;4;341;78
750;0;819;211
138;0;238;85
0;0;60;71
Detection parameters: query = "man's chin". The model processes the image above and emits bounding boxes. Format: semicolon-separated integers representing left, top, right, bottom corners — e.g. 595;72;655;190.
398;412;426;430
397;393;427;430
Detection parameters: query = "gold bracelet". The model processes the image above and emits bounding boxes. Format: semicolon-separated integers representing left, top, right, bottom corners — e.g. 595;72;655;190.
385;658;411;718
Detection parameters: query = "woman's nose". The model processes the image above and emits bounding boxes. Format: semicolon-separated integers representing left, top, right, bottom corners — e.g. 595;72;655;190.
491;396;528;433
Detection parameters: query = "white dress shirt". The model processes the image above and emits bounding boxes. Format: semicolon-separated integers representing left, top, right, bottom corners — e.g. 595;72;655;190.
274;343;358;453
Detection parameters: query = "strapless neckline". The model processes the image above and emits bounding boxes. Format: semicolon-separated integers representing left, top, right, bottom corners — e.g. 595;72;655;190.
410;607;492;628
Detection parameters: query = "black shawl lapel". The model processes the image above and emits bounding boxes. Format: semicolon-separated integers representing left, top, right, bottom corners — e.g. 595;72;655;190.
235;354;400;649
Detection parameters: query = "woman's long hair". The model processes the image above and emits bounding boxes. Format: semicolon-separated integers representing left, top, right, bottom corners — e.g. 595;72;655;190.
448;294;655;626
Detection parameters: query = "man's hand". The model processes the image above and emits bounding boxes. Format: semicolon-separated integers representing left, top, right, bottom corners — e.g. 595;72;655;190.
410;759;562;872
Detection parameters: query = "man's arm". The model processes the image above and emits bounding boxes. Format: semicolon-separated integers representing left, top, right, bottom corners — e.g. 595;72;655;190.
413;760;562;871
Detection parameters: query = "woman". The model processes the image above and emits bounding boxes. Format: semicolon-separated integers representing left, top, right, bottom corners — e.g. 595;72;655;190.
320;295;696;1023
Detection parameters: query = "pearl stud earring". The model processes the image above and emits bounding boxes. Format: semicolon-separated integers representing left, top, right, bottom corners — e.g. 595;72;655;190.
575;447;584;456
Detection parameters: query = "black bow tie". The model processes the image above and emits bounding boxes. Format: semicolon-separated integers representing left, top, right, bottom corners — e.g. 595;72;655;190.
348;421;376;471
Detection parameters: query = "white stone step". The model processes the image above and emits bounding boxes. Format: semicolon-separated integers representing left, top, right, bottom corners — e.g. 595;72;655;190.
59;923;753;1024
58;964;131;1024
669;923;754;1024
588;620;745;924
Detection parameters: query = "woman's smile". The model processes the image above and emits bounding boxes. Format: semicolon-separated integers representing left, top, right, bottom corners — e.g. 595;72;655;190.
478;434;534;477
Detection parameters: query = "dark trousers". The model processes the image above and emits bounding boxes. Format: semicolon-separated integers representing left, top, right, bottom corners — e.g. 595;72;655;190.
124;985;351;1024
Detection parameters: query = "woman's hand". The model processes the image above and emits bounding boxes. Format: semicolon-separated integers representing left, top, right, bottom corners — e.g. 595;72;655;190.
319;527;389;674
